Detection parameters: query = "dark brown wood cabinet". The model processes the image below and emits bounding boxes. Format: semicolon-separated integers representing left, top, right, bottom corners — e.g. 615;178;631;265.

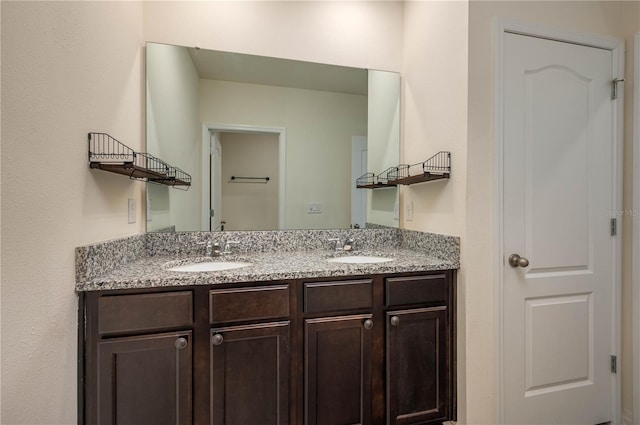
96;332;193;425
305;314;373;425
386;308;449;425
81;271;455;425
210;322;290;425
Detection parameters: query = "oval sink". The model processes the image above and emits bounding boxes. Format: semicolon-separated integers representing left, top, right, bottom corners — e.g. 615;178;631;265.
168;261;251;272
326;255;393;264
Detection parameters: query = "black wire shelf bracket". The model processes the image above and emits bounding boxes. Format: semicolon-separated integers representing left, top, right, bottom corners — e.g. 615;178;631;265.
356;151;451;189
88;132;191;190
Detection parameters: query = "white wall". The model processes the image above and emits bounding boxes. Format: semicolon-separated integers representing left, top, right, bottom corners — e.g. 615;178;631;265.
146;43;201;232
199;79;367;229
220;132;279;231
1;2;144;423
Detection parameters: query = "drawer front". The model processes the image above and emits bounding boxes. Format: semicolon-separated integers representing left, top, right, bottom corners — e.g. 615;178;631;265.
98;291;193;335
209;285;290;324
385;274;447;307
304;279;373;314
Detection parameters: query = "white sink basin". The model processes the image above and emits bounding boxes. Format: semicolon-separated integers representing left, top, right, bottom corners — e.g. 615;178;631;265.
326;255;393;264
168;261;251;272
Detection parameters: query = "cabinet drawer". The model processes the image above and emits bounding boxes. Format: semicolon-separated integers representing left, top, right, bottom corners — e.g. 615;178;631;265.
385;274;447;307
98;291;193;335
304;279;373;314
209;285;290;324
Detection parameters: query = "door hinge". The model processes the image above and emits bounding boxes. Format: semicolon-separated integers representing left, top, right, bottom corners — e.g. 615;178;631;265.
610;355;617;373
611;78;624;100
610;218;617;236
210;209;215;217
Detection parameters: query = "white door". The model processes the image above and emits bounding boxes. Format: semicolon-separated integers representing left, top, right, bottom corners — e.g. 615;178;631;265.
502;32;618;424
351;136;367;229
210;132;222;231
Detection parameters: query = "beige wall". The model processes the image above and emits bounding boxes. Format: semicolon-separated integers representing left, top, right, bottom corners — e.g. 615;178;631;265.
220;132;279;231
199;79;367;229
368;70;401;227
401;1;470;421
1;1;144;423
1;4;401;419
146;43;202;232
467;2;632;424
622;3;640;423
143;1;403;73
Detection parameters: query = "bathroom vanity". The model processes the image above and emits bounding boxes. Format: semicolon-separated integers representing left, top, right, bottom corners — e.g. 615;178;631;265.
76;229;459;425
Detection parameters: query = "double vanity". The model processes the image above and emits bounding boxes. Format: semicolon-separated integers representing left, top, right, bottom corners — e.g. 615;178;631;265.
76;228;459;425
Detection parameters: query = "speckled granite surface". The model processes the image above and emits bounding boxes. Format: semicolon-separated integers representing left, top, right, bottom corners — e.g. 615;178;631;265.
76;228;459;292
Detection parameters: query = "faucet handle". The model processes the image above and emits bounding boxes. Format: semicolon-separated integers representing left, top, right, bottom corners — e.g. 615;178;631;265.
327;238;341;251
225;240;240;254
343;237;355;252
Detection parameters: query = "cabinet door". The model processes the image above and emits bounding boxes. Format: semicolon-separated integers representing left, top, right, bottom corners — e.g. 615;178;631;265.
97;331;192;425
305;314;373;425
210;321;290;425
386;307;448;425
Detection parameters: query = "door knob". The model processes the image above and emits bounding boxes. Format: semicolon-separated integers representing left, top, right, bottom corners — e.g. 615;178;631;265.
508;254;529;268
175;337;188;350
212;334;224;346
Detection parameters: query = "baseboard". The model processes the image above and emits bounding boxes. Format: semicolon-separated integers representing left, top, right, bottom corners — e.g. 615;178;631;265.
622;408;633;425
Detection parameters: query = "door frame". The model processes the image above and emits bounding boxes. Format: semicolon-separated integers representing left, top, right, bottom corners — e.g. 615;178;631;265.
201;123;286;231
633;31;640;425
492;18;624;424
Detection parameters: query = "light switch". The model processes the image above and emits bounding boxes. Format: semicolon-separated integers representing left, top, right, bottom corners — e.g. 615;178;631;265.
128;198;136;224
307;203;323;214
406;200;413;221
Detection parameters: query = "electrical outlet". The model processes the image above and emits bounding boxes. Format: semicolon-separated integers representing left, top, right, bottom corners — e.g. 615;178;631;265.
406;200;413;221
307;203;323;214
128;198;136;224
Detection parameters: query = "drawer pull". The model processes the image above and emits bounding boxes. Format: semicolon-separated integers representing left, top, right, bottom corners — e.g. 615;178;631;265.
175;337;188;350
364;319;374;330
390;316;400;326
212;334;224;346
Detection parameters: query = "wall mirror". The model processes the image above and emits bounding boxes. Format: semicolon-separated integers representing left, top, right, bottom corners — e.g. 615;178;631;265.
146;42;399;232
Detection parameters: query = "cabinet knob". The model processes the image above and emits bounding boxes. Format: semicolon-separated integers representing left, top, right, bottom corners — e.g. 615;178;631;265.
175;337;188;350
390;316;400;326
363;319;374;330
212;334;224;346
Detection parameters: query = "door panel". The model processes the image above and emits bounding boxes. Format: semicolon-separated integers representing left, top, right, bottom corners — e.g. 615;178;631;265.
386;307;448;425
503;32;615;424
210;322;290;425
97;332;192;425
305;314;373;425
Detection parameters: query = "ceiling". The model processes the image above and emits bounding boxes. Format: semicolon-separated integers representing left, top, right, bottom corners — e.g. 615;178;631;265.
187;47;368;96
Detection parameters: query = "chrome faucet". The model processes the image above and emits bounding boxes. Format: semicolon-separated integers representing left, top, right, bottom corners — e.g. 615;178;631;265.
198;240;222;257
328;237;355;252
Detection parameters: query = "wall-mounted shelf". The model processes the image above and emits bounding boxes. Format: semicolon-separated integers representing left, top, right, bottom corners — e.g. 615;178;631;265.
356;172;397;189
356;151;451;189
88;133;191;189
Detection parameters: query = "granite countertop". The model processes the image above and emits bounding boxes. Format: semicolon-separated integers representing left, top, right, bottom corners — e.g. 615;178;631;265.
75;229;460;292
77;249;458;292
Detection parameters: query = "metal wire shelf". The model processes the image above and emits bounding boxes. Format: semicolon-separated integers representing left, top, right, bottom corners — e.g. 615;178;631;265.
88;132;191;189
356;151;451;189
356;172;396;189
388;151;451;185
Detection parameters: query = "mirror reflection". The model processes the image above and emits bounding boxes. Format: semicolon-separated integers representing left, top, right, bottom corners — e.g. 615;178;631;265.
146;42;399;232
